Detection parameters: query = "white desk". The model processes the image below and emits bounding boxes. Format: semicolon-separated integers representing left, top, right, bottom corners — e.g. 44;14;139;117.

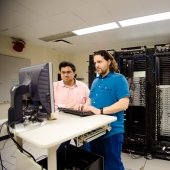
15;112;117;170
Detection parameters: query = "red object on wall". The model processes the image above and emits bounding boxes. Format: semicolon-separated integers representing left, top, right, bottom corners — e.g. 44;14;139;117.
13;40;25;52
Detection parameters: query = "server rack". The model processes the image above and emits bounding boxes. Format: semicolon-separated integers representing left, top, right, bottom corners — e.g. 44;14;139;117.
117;47;154;156
88;55;96;88
153;44;170;160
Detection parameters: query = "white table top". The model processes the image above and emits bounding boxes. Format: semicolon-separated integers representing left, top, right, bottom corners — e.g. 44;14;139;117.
15;112;117;148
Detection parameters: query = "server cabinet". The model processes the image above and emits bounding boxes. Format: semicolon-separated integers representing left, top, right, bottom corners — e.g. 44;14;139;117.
88;55;96;88
117;47;154;155
153;45;170;160
117;47;151;156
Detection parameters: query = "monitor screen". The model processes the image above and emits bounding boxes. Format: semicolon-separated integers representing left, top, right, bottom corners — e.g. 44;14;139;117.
8;62;54;127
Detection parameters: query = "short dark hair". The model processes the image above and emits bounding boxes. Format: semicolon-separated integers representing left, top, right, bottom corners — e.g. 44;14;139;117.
93;50;119;72
59;61;76;72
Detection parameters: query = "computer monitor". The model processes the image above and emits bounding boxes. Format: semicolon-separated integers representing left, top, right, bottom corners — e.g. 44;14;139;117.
8;62;54;127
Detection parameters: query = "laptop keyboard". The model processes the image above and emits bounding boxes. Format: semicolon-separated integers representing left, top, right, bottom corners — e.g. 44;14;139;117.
58;107;94;117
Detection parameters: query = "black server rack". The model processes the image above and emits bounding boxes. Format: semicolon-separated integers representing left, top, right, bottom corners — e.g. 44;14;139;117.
117;47;151;156
88;55;96;88
153;45;170;160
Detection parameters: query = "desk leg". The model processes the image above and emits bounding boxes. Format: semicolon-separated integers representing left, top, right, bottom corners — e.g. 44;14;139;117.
48;145;59;170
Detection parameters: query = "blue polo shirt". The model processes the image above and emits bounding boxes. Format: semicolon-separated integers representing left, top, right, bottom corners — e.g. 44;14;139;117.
90;72;129;137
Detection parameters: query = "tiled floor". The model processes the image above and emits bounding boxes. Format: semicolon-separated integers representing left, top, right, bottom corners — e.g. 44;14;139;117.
122;152;170;170
1;138;170;170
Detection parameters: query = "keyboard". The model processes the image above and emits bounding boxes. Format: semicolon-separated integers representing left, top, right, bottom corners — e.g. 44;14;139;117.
58;107;94;117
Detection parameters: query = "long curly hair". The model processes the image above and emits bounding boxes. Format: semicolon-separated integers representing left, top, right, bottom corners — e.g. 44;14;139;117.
93;50;119;72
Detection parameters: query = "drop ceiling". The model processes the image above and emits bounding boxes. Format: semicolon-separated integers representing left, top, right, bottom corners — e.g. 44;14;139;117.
0;0;170;55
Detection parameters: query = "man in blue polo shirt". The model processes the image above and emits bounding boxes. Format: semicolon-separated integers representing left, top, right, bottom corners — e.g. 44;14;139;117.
81;50;129;170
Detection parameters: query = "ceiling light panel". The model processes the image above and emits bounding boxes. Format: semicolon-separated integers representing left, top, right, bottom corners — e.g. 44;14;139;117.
72;22;119;35
119;12;170;27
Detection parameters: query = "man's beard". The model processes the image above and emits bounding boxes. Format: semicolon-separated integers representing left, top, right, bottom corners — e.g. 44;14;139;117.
96;67;107;76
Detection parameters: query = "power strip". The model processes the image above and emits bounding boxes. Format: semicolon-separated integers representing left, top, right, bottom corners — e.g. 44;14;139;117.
74;125;111;147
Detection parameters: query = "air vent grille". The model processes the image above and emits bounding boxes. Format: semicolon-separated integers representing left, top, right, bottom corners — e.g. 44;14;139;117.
39;31;76;42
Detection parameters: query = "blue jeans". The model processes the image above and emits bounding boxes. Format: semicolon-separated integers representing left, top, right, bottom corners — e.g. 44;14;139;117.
90;133;124;170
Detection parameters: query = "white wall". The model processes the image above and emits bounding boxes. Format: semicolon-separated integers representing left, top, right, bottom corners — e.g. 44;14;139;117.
0;35;71;81
72;55;89;85
0;35;89;119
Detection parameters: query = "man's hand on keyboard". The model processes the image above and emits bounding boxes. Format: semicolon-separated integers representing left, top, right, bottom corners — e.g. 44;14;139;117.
74;104;101;115
83;105;101;115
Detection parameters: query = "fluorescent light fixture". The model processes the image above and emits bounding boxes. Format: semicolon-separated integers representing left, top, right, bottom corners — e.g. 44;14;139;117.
72;22;119;35
119;12;170;27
